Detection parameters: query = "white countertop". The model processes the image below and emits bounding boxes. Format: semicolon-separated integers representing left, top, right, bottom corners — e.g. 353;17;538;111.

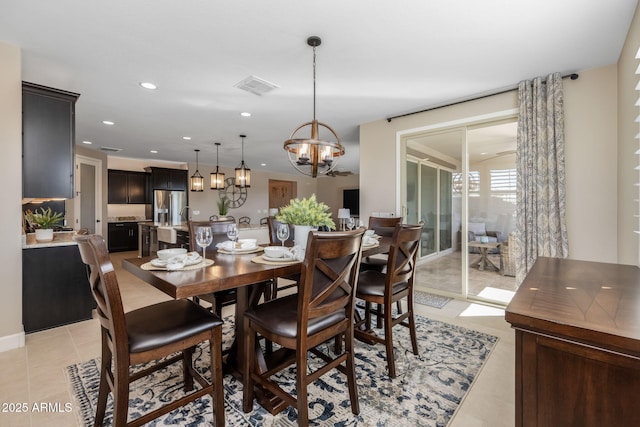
23;231;80;249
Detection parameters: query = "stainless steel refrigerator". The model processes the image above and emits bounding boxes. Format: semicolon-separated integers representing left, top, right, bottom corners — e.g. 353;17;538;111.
153;190;186;226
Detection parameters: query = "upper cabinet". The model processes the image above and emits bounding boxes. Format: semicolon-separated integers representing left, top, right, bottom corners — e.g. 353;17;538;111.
149;167;188;191
108;170;150;204
22;82;80;199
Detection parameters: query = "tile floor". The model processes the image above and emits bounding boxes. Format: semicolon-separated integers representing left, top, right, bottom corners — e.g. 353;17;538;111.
0;250;515;426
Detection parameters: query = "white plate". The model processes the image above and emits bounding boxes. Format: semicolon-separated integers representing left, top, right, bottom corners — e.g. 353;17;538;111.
218;246;261;254
362;242;380;249
262;254;296;262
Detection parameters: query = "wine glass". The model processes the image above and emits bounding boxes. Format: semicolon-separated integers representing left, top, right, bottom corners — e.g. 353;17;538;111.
346;217;356;231
277;223;289;246
195;226;212;266
226;223;239;252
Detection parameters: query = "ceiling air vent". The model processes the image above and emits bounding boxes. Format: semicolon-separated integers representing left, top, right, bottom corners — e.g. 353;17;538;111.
100;146;123;152
234;75;279;96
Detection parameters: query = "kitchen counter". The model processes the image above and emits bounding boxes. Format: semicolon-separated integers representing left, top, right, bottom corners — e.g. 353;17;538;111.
23;230;80;249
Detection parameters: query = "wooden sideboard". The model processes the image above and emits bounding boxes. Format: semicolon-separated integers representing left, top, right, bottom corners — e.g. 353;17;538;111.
505;257;640;427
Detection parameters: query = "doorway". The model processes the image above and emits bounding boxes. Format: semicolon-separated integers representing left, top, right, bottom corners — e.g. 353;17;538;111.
74;155;102;234
268;180;297;211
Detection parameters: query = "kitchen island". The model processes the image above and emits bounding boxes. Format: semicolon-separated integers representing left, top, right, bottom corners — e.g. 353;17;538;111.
22;231;96;333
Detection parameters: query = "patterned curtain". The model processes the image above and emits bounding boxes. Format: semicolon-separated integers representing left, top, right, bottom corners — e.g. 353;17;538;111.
515;72;569;285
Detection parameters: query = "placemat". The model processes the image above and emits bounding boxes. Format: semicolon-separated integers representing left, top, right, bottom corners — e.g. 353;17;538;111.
140;259;214;271
251;255;301;265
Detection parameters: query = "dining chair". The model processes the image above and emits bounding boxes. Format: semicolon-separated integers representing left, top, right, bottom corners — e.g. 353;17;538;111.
259;217;268;226
242;229;365;426
355;223;422;378
360;216;404;328
360;216;403;272
265;217;297;300
188;220;237;315
75;234;225;427
239;216;251;225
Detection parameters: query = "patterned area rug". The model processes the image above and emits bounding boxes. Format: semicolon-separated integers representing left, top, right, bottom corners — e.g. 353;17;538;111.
414;291;453;309
66;315;497;426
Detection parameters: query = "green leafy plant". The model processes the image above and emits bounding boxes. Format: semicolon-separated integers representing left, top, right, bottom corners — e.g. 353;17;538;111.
217;196;230;216
25;207;64;229
276;194;335;228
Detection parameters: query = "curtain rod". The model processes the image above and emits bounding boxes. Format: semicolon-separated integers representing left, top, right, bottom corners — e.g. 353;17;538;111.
386;73;579;123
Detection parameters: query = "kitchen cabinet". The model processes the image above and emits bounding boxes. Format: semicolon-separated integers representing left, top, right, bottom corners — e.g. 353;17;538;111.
108;169;150;204
149;167;188;191
22;82;80;199
108;222;138;252
22;245;96;333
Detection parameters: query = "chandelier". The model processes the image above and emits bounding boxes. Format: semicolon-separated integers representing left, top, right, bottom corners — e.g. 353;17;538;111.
235;134;250;188
284;36;345;178
210;142;225;190
189;149;204;192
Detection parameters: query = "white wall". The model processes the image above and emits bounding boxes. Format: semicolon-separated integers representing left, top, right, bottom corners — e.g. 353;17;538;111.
0;41;24;351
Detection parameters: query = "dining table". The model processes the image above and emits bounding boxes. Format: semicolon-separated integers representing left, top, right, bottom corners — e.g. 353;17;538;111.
122;236;390;414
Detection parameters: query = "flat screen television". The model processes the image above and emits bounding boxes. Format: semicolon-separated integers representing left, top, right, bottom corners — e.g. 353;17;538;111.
343;189;359;216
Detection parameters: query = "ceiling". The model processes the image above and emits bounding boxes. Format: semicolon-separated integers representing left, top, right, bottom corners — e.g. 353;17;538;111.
1;0;636;175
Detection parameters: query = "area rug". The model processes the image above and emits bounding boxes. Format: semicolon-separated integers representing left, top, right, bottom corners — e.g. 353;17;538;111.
414;291;453;309
66;315;497;426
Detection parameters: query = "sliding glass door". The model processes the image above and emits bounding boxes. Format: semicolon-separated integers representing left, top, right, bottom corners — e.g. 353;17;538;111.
402;119;518;306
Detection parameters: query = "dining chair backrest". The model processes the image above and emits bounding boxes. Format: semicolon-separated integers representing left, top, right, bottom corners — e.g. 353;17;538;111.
239;216;251;225
385;223;423;292
297;229;365;335
267;216;295;245
188;219;235;252
75;235;126;358
368;216;403;237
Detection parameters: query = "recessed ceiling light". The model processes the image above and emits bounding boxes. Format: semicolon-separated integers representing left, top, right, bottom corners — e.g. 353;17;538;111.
261;163;266;166
182;136;191;140
240;112;251;117
150;150;158;154
102;120;115;125
82;140;93;145
140;82;157;90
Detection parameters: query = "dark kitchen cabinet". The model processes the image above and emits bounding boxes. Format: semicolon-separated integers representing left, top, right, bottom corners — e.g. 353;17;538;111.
22;82;80;199
149;167;188;191
23;245;96;333
108;222;139;252
108;170;150;204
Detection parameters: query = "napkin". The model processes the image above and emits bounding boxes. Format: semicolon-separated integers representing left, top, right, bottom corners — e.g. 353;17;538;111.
166;255;186;271
216;240;256;251
363;236;378;246
289;245;305;261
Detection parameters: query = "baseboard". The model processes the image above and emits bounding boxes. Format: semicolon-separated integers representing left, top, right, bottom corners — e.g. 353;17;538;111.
0;331;25;353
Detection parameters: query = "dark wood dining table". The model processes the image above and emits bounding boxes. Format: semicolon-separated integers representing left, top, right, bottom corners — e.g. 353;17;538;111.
122;238;391;385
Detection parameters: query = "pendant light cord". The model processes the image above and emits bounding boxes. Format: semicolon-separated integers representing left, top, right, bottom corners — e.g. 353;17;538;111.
312;45;317;121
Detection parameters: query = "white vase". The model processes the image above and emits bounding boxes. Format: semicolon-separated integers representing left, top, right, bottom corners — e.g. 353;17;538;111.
294;225;315;249
35;228;54;242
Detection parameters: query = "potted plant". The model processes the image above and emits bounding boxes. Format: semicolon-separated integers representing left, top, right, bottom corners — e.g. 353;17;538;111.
25;207;64;242
276;194;335;248
217;196;230;219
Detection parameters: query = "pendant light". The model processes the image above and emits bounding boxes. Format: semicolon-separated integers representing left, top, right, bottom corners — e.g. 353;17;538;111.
210;142;225;189
189;149;204;192
283;36;345;178
235;134;251;188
